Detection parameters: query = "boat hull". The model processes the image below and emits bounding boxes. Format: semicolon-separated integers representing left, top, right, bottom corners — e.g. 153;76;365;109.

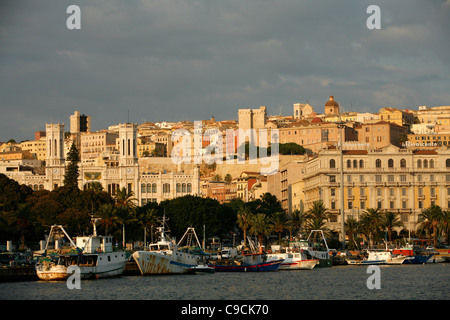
209;259;283;272
132;251;197;275
403;255;433;264
36;260;127;281
279;259;319;270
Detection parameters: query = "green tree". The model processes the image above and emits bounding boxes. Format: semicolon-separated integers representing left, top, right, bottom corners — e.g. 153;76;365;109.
270;212;290;244
305;200;330;235
237;206;252;248
418;204;443;246
64;142;80;189
224;174;233;184
97;203;118;236
249;213;273;248
135;206;159;247
289;201;307;238
344;217;360;250
382;211;403;242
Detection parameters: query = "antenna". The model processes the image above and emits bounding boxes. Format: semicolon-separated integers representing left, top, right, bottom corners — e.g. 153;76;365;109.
128;110;130;123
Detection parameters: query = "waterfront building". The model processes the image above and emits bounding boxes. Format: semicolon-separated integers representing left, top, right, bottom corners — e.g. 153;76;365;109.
301;145;450;235
355;121;408;149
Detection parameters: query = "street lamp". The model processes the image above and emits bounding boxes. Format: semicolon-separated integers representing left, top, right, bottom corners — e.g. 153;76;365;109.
337;118;346;250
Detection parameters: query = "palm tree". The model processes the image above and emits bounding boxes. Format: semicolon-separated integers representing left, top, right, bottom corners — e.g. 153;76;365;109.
114;187;138;248
289;201;307;238
305;200;330;235
382;211;403;242
97;203;118;236
237;206;252;248
136;207;159;247
345;217;360;250
439;210;450;246
358;212;373;247
364;208;384;244
418;205;443;246
249;213;273;249
270;212;290;244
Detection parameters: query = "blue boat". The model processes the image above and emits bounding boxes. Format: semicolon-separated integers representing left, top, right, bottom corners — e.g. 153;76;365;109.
392;246;434;264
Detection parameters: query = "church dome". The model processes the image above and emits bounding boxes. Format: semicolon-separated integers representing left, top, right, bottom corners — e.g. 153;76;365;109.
325;96;339;107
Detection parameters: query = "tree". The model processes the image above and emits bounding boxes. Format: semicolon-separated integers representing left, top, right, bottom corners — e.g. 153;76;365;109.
224;174;233;184
97;203;118;236
305;200;330;235
135;207;159;247
270;212;290;244
289;201;307;238
249;213;273;249
418;205;443;246
362;208;384;245
345;217;360;250
64;142;80;189
382;211;403;242
237;206;252;248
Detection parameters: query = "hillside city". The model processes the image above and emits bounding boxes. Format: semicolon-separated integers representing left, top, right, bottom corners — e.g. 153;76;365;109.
1;95;450;247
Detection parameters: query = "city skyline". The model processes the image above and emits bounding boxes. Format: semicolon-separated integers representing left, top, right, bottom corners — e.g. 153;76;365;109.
1;0;450;142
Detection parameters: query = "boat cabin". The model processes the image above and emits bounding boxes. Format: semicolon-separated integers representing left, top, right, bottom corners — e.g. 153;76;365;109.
76;235;114;253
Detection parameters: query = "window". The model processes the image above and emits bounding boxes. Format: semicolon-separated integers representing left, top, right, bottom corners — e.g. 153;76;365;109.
353;160;358;168
402;188;407;196
388;159;394;168
360;188;365;196
388;175;394;182
418;187;423;196
152;183;157;193
390;201;395;209
347;175;352;183
330;188;336;196
375;175;382;182
402;200;407;209
329;159;336;168
417;160;422;168
376;159;382;168
360;201;366;210
423;160;428;168
377;201;382;209
348;201;353;209
347;160;352;168
400;159;406;168
430;159;434;168
163;183;170;193
176;183;181;193
377;188;382;196
330;175;336;183
400;175;407;182
187;183;192;193
359;160;364;168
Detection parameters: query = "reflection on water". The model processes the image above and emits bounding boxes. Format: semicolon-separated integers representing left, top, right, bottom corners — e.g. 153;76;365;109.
1;264;449;300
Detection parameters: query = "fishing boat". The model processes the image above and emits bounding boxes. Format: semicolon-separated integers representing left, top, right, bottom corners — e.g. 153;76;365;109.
36;218;129;281
208;251;283;272
392;245;434;264
266;246;319;270
298;230;332;267
345;250;409;265
132;219;202;275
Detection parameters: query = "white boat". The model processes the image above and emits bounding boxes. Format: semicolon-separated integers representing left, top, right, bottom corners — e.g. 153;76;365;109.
267;247;319;270
36;218;129;281
297;230;333;267
346;250;409;265
132;220;202;275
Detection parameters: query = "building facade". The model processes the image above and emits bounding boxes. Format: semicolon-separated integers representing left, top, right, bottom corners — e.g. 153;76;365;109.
302;145;450;235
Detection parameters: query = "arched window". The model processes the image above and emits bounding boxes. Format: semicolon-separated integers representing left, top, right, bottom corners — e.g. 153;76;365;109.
423;160;428;168
376;159;382;168
176;183;181;193
429;159;434;168
147;183;151;193
388;159;394;168
187;183;192;193
182;183;186;193
353;160;358;168
347;160;352;168
359;160;364;168
400;159;406;168
152;183;157;193
330;159;336;168
417;160;422;168
446;159;450;168
141;183;146;193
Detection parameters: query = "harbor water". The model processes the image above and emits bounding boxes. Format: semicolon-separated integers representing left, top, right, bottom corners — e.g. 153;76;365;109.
1;263;448;300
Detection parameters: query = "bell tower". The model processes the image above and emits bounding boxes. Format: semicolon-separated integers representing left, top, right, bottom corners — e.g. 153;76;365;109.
118;123;139;196
45;123;65;189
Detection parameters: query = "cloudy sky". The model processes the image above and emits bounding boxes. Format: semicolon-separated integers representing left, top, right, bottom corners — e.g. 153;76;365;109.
1;0;449;142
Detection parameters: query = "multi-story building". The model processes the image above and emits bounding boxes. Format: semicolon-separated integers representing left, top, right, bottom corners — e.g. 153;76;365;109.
355;121;408;149
80;131;119;165
2;120;200;206
302;145;450;236
378;107;415;128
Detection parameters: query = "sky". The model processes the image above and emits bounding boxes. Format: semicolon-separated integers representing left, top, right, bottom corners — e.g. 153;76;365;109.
1;0;449;142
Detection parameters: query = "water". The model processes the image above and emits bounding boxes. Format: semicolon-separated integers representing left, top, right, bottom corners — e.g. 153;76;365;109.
1;264;448;301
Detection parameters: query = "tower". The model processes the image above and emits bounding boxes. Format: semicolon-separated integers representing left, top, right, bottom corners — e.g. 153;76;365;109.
324;96;340;116
118;123;139;195
45;123;65;189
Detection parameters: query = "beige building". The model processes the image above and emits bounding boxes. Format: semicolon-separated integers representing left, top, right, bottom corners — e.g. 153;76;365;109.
81;131;119;165
302;145;450;236
238;106;267;145
355;121;408;149
20;138;47;161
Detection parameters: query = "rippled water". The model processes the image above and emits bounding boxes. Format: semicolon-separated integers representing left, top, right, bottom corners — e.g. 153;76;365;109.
1;264;449;301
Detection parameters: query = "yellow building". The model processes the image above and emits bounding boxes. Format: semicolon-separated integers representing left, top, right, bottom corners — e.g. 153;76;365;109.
20;138;47;160
302;145;450;235
137;138;166;157
379;107;415;128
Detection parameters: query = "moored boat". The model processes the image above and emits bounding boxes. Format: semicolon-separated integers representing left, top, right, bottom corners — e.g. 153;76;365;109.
392;245;434;264
208;252;283;272
36;218;129;281
266;246;319;270
132;219;202;275
297;230;332;267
